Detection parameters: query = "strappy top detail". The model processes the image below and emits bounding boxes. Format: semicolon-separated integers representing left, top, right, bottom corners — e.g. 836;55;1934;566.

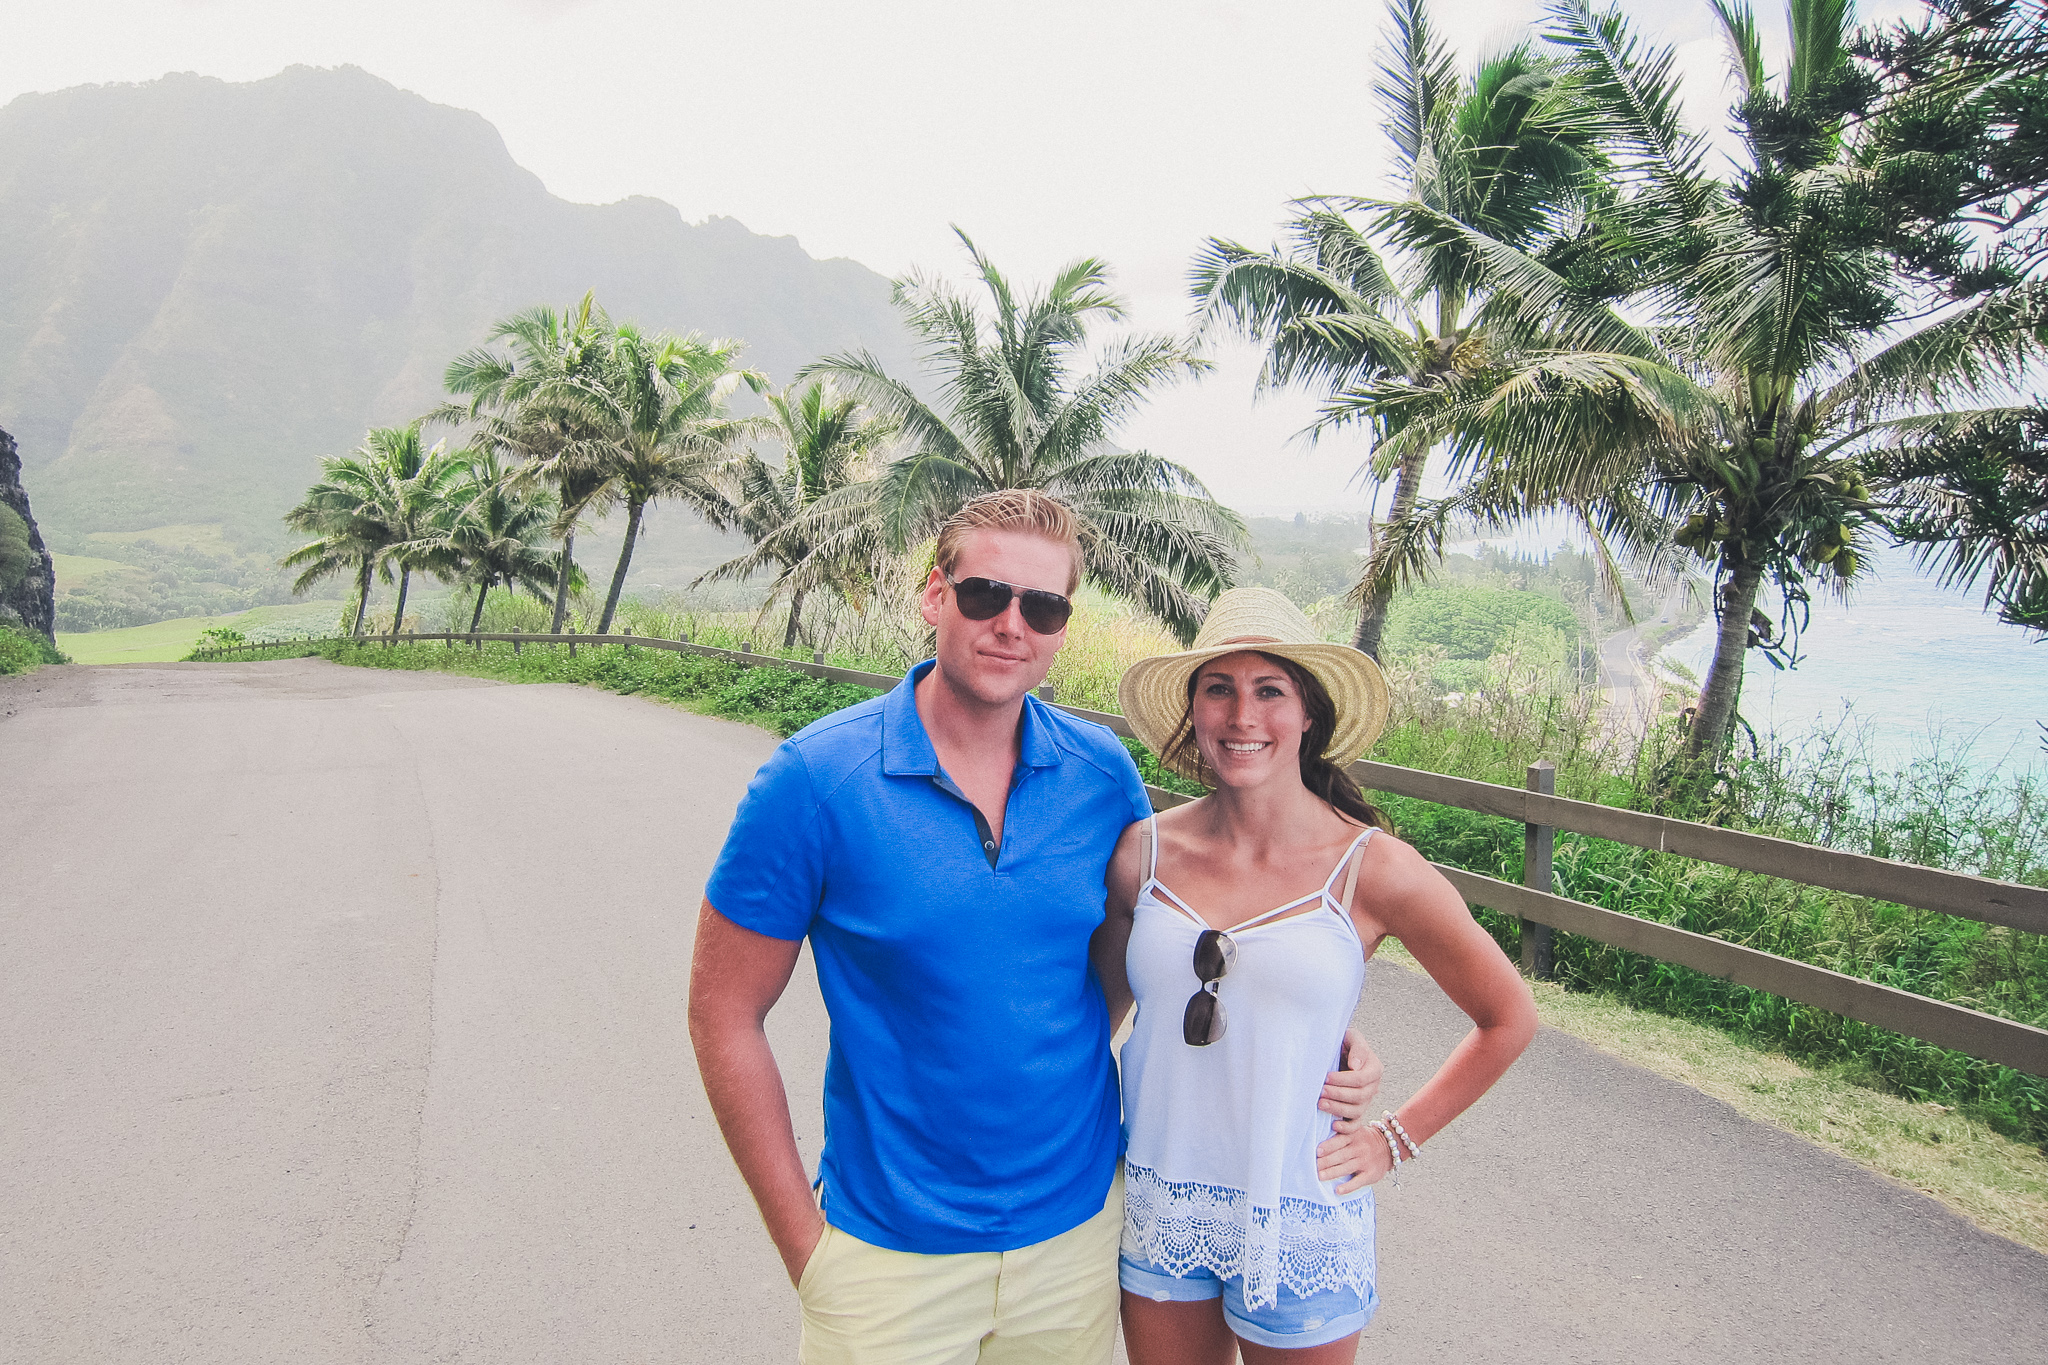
1119;815;1378;1310
1139;816;1372;939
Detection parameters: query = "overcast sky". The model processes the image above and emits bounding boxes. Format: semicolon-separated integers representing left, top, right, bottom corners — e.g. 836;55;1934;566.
3;0;1917;516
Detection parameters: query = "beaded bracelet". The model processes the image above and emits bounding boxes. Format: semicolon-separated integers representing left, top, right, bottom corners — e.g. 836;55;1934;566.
1384;1111;1421;1161
1367;1119;1403;1187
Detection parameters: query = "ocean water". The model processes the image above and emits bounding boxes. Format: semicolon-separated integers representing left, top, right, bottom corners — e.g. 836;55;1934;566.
1663;544;2046;776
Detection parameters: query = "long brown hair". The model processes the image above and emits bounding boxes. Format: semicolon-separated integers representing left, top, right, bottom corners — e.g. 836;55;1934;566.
1162;650;1392;832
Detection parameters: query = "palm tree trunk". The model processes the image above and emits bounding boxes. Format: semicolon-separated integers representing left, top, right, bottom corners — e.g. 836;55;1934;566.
469;579;491;633
596;500;644;635
1688;560;1763;764
550;530;576;634
1351;445;1430;659
391;567;411;638
351;560;374;637
783;588;807;648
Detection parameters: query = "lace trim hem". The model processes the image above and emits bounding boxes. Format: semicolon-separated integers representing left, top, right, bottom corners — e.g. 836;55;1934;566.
1120;1161;1375;1310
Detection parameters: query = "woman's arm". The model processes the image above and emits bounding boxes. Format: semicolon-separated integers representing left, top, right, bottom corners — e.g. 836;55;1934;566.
1090;820;1148;1032
1335;834;1537;1190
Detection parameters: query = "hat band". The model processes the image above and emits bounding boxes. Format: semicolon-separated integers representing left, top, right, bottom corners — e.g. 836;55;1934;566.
1207;634;1285;648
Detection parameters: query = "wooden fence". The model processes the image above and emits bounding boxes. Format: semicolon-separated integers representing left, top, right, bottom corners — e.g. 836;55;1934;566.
197;629;2048;1078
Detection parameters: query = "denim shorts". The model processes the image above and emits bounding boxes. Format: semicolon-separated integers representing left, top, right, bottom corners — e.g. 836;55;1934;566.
1117;1250;1376;1350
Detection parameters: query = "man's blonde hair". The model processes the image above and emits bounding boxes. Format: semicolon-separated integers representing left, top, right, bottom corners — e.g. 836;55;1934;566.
933;490;1084;595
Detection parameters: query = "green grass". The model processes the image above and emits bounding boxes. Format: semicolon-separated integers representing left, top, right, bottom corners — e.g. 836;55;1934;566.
60;601;345;663
238;636;882;738
0;622;67;675
85;522;236;554
1364;711;2048;1150
50;553;133;588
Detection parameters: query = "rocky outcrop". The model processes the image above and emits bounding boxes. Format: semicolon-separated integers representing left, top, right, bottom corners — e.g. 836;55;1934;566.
0;426;56;640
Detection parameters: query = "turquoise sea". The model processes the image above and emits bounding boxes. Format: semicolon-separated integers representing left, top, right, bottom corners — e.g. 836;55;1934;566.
1663;544;2045;776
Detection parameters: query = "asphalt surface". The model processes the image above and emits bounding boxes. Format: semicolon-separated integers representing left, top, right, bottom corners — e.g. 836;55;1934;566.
3;658;2043;1364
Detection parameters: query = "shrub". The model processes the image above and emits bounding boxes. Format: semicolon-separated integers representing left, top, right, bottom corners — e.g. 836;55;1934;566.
0;622;66;675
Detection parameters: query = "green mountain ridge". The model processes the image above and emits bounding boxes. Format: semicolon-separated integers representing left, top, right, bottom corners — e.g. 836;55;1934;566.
0;65;916;552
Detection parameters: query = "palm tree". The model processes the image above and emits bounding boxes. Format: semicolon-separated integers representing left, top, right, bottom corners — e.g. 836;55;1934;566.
438;294;612;633
804;228;1244;642
691;379;898;647
433;451;572;632
367;425;464;636
1190;0;1606;657
283;452;392;637
528;324;767;634
1352;0;2048;768
282;424;460;636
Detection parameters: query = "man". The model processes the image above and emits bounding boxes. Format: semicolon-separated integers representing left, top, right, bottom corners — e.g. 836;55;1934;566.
689;490;1380;1364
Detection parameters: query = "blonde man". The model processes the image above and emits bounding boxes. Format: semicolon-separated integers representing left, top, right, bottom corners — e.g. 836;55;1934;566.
689;490;1380;1364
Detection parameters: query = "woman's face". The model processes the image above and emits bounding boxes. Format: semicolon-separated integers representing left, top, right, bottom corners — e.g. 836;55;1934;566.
1190;650;1312;789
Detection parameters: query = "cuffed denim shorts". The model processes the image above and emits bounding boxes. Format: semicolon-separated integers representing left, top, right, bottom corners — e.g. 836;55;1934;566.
1118;1250;1376;1350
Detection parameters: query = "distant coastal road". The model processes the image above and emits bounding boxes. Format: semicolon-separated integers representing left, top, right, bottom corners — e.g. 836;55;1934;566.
1599;588;1690;737
4;659;2042;1364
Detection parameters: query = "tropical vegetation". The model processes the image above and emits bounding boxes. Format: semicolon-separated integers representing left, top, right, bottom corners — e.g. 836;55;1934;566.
1336;0;2048;773
689;379;899;647
282;424;463;637
1191;0;1606;657
803;228;1246;642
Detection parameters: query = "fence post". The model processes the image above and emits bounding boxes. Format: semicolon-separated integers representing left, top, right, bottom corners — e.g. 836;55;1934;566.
813;650;824;666
1037;683;1056;702
1521;760;1557;980
623;626;633;652
513;628;522;656
740;642;753;665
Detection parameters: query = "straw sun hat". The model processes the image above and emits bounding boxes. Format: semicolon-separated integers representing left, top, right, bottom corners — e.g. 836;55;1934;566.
1118;587;1390;783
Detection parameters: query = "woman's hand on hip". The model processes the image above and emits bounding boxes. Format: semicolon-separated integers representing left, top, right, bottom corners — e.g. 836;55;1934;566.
1315;1027;1386;1187
1320;1121;1396;1194
1318;1027;1382;1123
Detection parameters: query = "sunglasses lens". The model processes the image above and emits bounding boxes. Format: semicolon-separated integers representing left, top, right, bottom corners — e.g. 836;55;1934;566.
1193;929;1233;981
1183;991;1226;1046
952;577;1009;621
1019;591;1072;635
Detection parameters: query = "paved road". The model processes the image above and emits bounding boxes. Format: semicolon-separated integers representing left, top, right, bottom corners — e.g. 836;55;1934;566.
4;659;2043;1364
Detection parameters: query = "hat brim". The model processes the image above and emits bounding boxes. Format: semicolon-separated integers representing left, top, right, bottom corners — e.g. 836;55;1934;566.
1118;639;1390;784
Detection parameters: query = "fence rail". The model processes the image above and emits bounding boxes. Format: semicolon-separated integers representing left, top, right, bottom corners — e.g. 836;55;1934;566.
198;629;2048;1077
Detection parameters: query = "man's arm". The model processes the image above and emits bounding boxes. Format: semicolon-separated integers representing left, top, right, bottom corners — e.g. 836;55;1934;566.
687;899;821;1286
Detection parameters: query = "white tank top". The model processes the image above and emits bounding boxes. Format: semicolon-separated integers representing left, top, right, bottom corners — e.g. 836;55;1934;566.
1119;816;1376;1310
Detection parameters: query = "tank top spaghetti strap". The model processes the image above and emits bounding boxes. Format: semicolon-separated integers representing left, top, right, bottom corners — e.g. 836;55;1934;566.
1120;816;1378;1310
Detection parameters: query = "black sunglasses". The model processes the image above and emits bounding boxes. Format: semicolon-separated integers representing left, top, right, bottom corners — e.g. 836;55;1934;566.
945;573;1073;636
1183;928;1237;1046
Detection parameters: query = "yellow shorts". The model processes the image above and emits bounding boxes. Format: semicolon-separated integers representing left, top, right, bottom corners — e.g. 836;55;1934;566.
796;1172;1123;1365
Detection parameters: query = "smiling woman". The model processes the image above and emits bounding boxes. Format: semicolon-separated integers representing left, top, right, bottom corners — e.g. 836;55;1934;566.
1097;586;1537;1363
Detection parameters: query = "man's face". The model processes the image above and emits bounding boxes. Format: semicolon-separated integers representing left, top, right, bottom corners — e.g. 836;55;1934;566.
919;528;1073;710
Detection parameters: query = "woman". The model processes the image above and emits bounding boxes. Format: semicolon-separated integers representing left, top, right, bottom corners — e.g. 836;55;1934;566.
1095;587;1537;1363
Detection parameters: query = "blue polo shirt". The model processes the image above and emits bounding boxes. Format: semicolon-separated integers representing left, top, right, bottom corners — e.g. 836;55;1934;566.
705;659;1152;1254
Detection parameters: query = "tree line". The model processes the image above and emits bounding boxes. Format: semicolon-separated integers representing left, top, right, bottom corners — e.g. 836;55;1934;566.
284;236;1240;649
286;0;2048;779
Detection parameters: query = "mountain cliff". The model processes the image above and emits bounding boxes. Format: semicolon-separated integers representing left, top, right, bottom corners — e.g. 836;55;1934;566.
0;427;57;640
0;65;914;548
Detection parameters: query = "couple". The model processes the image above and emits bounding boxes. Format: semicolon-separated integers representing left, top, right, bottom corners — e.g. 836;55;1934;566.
689;491;1536;1363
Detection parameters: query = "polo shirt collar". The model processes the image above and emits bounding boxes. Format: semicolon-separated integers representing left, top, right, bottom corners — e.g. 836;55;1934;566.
882;658;1065;776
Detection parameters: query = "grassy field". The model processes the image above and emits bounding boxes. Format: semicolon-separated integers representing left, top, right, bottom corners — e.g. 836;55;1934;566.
85;522;237;554
59;601;344;663
50;553;133;589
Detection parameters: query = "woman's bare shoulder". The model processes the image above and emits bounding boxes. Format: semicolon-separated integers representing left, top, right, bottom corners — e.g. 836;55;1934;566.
1355;828;1456;902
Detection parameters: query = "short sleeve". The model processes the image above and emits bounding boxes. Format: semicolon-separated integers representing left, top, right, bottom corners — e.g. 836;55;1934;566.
1111;735;1153;820
704;739;827;941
